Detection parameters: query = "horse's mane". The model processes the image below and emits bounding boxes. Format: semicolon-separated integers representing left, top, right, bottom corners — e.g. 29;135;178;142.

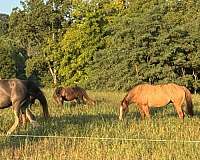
130;82;180;90
26;80;40;89
126;82;148;92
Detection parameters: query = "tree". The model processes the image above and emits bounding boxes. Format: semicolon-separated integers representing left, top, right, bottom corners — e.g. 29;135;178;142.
9;0;72;85
58;0;122;86
0;38;25;79
0;13;9;37
6;0;200;92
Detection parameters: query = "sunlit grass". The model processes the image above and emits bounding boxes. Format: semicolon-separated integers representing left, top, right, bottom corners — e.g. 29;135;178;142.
1;89;200;159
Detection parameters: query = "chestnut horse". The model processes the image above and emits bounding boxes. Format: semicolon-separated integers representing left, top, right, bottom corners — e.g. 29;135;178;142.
119;83;194;120
0;79;49;135
53;86;95;106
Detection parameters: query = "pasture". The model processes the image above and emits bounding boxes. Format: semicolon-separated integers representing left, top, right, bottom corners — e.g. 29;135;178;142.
1;89;200;159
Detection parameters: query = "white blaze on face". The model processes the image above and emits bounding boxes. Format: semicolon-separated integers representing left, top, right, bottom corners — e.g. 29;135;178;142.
119;106;123;120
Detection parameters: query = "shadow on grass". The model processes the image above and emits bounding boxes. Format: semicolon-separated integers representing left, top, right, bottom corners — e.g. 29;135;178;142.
0;113;117;150
192;111;200;117
126;105;199;120
1;106;198;150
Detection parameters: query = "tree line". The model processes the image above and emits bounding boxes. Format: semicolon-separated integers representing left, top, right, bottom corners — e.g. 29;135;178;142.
0;0;200;93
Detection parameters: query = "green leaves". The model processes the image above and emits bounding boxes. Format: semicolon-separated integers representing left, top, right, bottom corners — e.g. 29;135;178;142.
0;38;24;79
0;13;9;37
0;0;200;92
84;0;200;91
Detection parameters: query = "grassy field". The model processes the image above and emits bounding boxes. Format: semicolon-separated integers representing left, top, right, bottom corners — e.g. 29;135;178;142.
1;89;200;160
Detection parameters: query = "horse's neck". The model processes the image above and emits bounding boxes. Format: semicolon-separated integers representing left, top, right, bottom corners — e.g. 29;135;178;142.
123;96;130;105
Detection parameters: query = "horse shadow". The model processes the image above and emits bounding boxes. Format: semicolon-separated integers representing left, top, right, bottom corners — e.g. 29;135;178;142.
1;105;198;150
191;111;200;118
150;107;177;118
0;113;117;150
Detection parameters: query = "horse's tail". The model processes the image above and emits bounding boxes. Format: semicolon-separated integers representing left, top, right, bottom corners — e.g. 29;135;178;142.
183;86;194;116
80;88;95;105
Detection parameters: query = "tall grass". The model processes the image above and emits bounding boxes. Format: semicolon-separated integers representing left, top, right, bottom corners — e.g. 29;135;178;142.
1;89;200;159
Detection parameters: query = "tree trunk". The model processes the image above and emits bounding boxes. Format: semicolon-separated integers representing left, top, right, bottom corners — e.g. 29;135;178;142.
48;63;57;85
192;70;197;94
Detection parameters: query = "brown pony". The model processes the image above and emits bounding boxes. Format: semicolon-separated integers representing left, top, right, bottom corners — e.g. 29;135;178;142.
53;86;95;106
119;83;194;120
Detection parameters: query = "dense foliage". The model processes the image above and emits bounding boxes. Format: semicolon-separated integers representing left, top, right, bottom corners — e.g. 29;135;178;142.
0;13;9;36
0;38;27;79
0;0;200;92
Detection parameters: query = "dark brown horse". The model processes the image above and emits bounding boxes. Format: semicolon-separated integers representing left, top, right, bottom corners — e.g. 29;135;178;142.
0;79;49;135
53;86;95;106
119;83;194;120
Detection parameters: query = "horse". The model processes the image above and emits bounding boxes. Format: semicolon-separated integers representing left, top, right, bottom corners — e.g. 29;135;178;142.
119;83;194;120
53;86;95;106
0;79;49;135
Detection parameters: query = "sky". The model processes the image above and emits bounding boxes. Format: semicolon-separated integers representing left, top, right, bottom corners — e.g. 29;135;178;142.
0;0;22;15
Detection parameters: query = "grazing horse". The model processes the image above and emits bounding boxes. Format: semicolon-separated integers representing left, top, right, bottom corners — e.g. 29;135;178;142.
119;83;194;120
53;86;95;106
0;79;49;135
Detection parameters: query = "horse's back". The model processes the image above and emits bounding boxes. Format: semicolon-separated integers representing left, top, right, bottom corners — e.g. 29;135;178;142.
0;79;11;94
0;78;40;98
65;87;76;94
61;86;80;100
127;83;185;107
131;84;169;106
0;79;27;95
0;79;28;108
163;83;186;99
72;86;83;91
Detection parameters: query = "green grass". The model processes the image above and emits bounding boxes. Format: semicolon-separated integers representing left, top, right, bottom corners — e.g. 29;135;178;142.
1;89;200;159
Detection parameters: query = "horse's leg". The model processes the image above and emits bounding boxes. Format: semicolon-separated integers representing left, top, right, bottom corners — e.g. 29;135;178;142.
142;105;150;119
7;103;20;135
55;97;64;106
76;97;81;104
26;108;40;127
21;113;27;126
26;108;36;120
61;99;64;106
138;106;145;120
20;105;34;126
173;101;184;119
80;95;86;104
20;105;28;126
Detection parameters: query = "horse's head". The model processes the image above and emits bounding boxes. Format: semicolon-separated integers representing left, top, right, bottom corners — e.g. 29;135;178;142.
53;87;65;106
26;81;50;118
119;97;129;120
35;90;50;118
